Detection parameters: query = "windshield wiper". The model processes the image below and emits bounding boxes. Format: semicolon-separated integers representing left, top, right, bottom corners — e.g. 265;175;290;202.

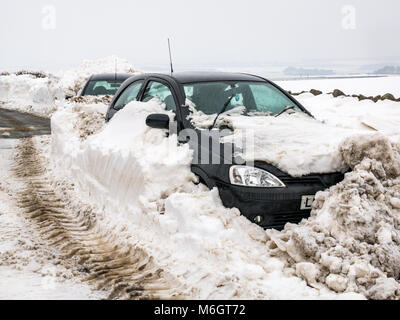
275;105;296;118
209;94;236;130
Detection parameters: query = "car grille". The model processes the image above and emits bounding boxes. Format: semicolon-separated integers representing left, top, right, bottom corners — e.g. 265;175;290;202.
270;212;310;227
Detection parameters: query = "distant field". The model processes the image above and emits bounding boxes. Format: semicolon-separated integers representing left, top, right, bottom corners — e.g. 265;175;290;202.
277;75;400;97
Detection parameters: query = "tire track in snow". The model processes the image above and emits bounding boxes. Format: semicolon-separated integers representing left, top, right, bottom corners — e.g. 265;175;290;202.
12;138;185;300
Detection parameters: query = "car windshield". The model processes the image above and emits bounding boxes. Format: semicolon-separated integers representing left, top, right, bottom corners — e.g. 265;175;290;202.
82;80;124;96
184;81;301;116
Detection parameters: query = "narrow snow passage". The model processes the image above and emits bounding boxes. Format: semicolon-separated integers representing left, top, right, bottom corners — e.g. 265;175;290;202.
0;139;103;300
0;108;186;300
12;137;185;300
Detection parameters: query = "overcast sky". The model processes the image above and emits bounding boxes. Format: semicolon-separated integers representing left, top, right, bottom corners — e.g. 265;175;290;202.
1;0;399;71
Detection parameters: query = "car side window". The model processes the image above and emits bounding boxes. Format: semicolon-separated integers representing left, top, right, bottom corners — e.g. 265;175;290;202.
114;81;143;110
141;81;177;111
249;83;295;114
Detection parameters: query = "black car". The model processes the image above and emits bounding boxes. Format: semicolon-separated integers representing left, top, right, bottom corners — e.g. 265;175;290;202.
105;72;344;230
81;73;132;96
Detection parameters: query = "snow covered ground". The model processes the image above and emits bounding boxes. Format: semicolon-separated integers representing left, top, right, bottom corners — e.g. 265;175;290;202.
47;73;400;299
0;139;105;300
277;76;400;97
0;59;400;299
0;74;64;117
48;100;364;299
296;92;400;133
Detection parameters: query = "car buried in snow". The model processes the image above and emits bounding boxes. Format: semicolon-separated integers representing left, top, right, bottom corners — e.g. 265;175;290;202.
80;73;132;97
105;72;344;230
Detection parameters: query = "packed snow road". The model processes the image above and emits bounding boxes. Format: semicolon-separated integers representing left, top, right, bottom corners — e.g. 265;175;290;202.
0;137;103;298
0;108;50;139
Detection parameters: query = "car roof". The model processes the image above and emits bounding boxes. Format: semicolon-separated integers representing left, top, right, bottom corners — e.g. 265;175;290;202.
110;71;310;117
169;71;266;84
89;73;133;81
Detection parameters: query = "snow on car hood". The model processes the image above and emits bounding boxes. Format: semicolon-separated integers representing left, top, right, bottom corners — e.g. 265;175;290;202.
189;107;368;177
226;113;370;177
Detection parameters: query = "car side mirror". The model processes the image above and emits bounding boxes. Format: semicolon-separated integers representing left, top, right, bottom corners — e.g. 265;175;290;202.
146;114;170;129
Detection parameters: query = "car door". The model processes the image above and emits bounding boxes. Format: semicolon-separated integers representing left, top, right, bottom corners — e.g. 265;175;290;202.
140;80;177;112
107;80;144;120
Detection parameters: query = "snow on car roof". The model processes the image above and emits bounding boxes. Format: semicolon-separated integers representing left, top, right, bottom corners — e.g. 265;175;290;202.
171;71;266;84
89;73;133;81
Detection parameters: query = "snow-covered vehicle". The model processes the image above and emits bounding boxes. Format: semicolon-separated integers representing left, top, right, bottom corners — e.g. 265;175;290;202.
105;72;345;229
80;73;132;97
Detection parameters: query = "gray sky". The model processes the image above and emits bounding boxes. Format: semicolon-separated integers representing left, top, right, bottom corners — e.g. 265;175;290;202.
1;0;399;71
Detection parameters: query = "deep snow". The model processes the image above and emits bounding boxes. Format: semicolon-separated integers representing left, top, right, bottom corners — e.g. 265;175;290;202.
188;106;366;177
296;92;400;134
1;58;400;299
267;134;400;299
0;74;64;116
47;75;400;299
48;98;372;299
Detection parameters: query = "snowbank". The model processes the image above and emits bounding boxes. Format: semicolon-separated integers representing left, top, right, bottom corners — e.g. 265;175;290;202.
267;134;400;299
296;92;400;134
49;100;362;299
59;55;141;96
0;74;64;116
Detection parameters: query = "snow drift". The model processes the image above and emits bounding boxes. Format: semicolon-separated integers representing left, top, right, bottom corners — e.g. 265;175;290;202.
267;134;400;299
0;74;64;116
295;92;400;134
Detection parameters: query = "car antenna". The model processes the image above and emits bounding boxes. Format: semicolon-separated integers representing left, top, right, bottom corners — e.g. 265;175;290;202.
114;57;117;81
168;38;174;76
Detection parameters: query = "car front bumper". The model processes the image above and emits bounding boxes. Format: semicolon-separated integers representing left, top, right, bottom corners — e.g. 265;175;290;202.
216;172;344;230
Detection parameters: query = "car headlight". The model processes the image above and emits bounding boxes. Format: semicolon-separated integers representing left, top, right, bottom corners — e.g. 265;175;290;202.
229;166;286;188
